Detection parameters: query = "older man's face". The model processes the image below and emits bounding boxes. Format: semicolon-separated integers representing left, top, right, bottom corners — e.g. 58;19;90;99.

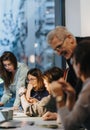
50;36;76;60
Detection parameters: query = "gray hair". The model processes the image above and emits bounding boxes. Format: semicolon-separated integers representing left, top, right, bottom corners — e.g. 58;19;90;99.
47;26;75;44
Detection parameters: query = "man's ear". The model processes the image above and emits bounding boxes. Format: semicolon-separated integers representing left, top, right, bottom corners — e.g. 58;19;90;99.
67;35;74;44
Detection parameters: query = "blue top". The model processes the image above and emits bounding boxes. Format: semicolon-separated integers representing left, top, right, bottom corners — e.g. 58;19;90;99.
0;62;29;107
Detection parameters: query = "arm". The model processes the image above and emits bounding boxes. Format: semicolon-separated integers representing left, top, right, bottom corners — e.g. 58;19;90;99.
25;84;39;103
20;94;30;112
57;84;89;130
20;91;56;117
0;86;12;105
51;78;76;110
59;79;76;110
58;97;88;130
13;63;29;107
42;111;57;120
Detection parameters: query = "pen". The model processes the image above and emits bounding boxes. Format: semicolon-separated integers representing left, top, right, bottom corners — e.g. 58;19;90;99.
0;126;17;129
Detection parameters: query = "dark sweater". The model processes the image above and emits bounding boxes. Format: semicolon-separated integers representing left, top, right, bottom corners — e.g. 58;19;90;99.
31;87;49;101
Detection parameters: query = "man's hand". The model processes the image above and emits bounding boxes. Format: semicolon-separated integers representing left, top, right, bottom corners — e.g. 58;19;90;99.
50;78;76;110
42;111;57;120
50;79;64;97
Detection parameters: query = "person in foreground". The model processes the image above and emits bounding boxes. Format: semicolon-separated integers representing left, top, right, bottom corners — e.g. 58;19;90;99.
51;40;90;130
0;51;29;109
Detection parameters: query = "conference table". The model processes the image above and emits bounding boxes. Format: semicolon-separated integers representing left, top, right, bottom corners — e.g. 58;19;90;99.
0;110;64;130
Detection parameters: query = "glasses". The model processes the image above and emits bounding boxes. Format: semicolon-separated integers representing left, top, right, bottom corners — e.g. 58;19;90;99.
54;37;66;52
26;78;37;84
3;63;13;68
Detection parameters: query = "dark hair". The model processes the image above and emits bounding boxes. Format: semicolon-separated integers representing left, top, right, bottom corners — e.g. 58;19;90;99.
25;68;44;91
43;66;64;83
0;51;17;87
73;40;90;78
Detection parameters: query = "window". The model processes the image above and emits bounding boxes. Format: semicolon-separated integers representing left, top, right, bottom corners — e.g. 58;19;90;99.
0;0;65;71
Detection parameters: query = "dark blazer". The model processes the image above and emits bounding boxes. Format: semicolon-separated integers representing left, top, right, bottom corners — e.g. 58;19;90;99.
66;37;90;99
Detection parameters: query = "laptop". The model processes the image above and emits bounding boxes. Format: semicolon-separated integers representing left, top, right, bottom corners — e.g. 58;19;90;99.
0;112;5;123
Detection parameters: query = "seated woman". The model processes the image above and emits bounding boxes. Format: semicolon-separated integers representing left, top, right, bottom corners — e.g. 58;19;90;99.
19;67;64;117
43;67;66;121
42;67;75;121
0;51;29;109
24;68;49;103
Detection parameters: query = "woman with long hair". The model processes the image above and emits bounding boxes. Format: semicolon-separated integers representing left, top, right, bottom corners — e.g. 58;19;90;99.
0;51;29;109
19;67;64;117
25;68;49;103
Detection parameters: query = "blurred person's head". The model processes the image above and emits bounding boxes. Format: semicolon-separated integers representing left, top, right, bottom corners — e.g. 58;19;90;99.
0;51;17;72
0;51;17;87
72;40;90;81
47;26;77;59
25;68;45;91
43;67;64;94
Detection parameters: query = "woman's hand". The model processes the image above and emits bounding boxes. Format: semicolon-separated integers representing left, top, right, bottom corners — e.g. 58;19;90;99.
12;106;19;111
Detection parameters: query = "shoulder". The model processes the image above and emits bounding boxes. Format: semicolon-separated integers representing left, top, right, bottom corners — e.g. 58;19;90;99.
77;78;90;104
82;78;90;92
76;37;90;44
15;62;29;76
17;62;29;70
39;95;51;106
17;62;28;68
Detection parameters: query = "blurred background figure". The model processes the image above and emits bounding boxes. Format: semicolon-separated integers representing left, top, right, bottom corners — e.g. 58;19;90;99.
0;51;29;109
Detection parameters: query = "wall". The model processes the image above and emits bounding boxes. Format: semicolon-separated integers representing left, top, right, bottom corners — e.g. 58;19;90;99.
65;0;90;36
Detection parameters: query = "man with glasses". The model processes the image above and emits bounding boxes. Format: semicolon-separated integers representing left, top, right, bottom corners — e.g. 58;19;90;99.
47;26;90;98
